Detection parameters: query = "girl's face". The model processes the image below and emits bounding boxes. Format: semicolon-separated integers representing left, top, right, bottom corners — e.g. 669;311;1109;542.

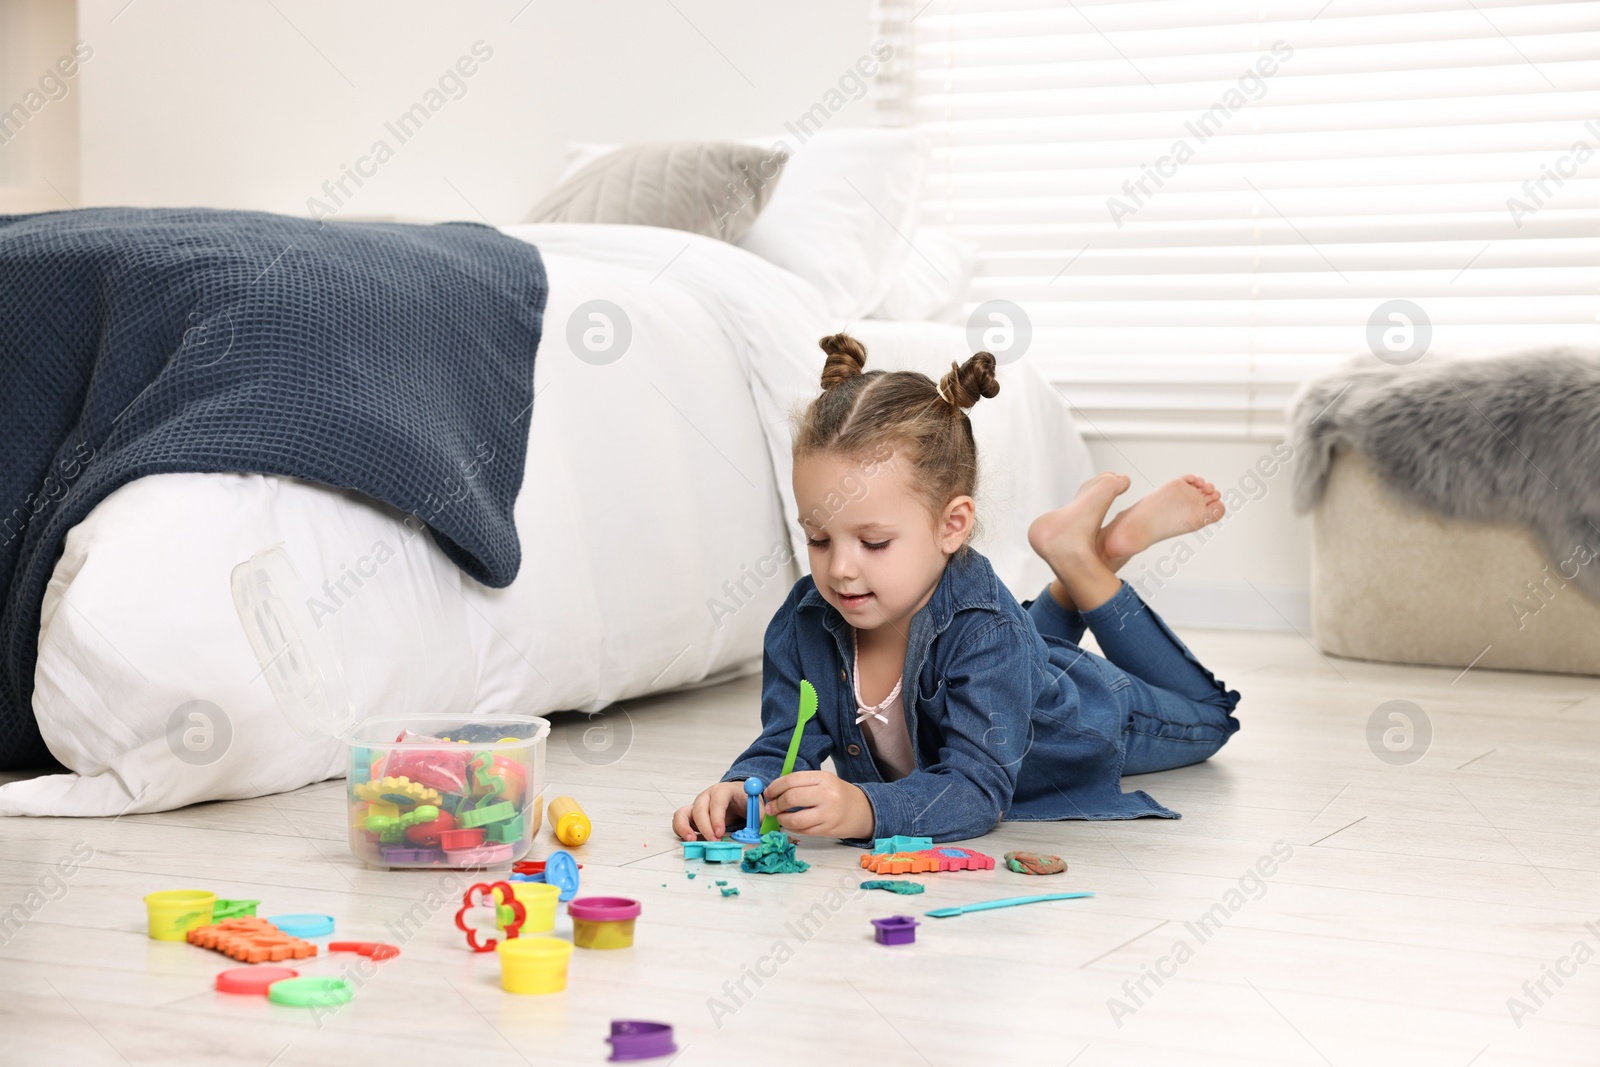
793;451;973;635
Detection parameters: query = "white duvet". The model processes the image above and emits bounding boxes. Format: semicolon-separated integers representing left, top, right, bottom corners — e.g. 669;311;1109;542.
0;223;1091;817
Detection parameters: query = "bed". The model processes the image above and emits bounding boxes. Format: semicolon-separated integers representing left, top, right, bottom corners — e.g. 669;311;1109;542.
0;138;1093;817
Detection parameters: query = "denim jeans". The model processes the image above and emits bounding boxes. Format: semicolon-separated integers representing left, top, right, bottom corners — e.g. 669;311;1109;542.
1026;580;1241;775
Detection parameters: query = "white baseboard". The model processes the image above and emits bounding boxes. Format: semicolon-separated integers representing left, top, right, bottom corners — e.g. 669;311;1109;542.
1133;580;1310;633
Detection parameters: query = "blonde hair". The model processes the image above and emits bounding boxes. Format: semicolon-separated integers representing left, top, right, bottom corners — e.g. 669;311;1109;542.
793;332;999;535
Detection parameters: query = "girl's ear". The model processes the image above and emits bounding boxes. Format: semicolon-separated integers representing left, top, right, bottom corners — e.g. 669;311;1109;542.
939;495;976;554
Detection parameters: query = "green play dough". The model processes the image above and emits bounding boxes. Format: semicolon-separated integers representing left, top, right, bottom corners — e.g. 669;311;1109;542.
860;880;926;895
740;830;810;874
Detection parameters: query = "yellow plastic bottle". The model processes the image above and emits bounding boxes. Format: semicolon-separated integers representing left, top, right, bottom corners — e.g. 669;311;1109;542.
548;796;591;847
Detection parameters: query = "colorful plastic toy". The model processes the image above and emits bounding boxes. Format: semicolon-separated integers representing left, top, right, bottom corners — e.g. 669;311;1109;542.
267;976;354;1008
509;850;581;901
444;842;514;867
606;1020;677;1061
439;828;485;851
266;914;334;939
870;915;919;946
144;890;216;941
871;835;934;854
1004;851;1067;875
187;917;318;962
682;839;744;863
459;799;516;829
741;830;810;875
211;899;260;921
859;845;994;875
365;803;445;844
328;941;399;960
454;881;525;952
568;896;641;949
923;891;1095;918
487;814;525;844
760;679;817;834
352;776;442;810
405;808;457;848
730;778;765;844
215;966;298;995
469;751;526;802
548;796;592;846
379;846;440;865
498;936;573;994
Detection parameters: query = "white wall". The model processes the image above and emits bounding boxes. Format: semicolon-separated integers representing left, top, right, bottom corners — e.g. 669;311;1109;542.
0;0;83;210
74;0;878;221
1084;436;1311;632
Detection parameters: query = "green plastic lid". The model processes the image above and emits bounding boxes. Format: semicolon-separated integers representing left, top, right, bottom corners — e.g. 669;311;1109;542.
268;976;354;1008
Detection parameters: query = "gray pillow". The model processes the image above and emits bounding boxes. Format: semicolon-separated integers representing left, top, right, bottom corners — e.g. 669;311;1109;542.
526;141;787;243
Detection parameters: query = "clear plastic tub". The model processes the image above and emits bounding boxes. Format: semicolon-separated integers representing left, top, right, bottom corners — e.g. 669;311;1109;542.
347;715;549;869
230;545;551;871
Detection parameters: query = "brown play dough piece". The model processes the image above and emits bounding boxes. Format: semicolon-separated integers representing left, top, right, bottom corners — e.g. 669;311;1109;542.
1004;850;1066;875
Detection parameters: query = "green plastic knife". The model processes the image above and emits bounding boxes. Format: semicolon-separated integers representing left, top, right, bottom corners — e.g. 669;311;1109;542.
759;679;817;834
924;892;1095;918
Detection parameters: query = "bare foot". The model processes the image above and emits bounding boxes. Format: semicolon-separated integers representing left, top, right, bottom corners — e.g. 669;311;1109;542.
1028;473;1131;609
1098;475;1225;563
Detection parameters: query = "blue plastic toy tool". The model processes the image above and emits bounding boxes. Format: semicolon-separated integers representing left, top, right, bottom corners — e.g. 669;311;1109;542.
730;778;765;844
759;679;817;834
507;849;582;901
923;892;1095;919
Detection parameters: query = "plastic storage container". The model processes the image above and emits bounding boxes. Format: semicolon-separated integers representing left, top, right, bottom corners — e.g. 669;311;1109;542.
346;715;548;868
568;896;641;949
144;890;217;940
231;545;551;870
497;936;574;994
506;881;561;934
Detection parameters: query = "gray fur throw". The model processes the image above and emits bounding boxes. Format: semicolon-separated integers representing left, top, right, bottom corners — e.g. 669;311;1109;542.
1287;349;1600;598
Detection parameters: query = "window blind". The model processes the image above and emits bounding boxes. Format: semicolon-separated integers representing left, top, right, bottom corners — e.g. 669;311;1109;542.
871;0;1600;437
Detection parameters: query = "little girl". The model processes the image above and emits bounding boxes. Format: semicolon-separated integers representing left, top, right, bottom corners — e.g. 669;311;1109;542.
671;334;1241;845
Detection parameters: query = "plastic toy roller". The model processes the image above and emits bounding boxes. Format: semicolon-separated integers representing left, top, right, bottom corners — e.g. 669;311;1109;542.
548;796;591;847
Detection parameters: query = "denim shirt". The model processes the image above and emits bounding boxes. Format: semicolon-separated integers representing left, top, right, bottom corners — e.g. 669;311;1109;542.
722;547;1177;844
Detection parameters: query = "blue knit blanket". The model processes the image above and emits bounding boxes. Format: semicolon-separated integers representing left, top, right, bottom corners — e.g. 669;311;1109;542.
0;208;548;768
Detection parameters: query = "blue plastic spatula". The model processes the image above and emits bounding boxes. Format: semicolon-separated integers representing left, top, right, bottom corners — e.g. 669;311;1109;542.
924;891;1095;918
759;679;817;834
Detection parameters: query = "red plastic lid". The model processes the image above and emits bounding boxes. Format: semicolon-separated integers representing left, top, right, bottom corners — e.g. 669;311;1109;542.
215;966;299;995
567;896;641;923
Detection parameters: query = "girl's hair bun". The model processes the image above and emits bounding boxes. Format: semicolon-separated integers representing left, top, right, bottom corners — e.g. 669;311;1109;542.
818;333;868;391
938;350;1001;411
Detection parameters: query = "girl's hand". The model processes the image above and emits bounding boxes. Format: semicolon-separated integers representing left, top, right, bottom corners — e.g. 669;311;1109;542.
672;780;748;841
763;770;875;839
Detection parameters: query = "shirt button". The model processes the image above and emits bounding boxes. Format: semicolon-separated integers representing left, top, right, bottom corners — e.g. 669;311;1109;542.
847;744;861;756
840;669;847;682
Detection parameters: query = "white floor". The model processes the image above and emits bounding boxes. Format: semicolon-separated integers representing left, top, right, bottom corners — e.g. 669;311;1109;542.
2;629;1598;1066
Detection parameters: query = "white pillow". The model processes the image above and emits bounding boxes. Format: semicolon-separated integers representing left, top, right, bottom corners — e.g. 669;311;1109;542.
868;228;979;322
737;128;930;318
